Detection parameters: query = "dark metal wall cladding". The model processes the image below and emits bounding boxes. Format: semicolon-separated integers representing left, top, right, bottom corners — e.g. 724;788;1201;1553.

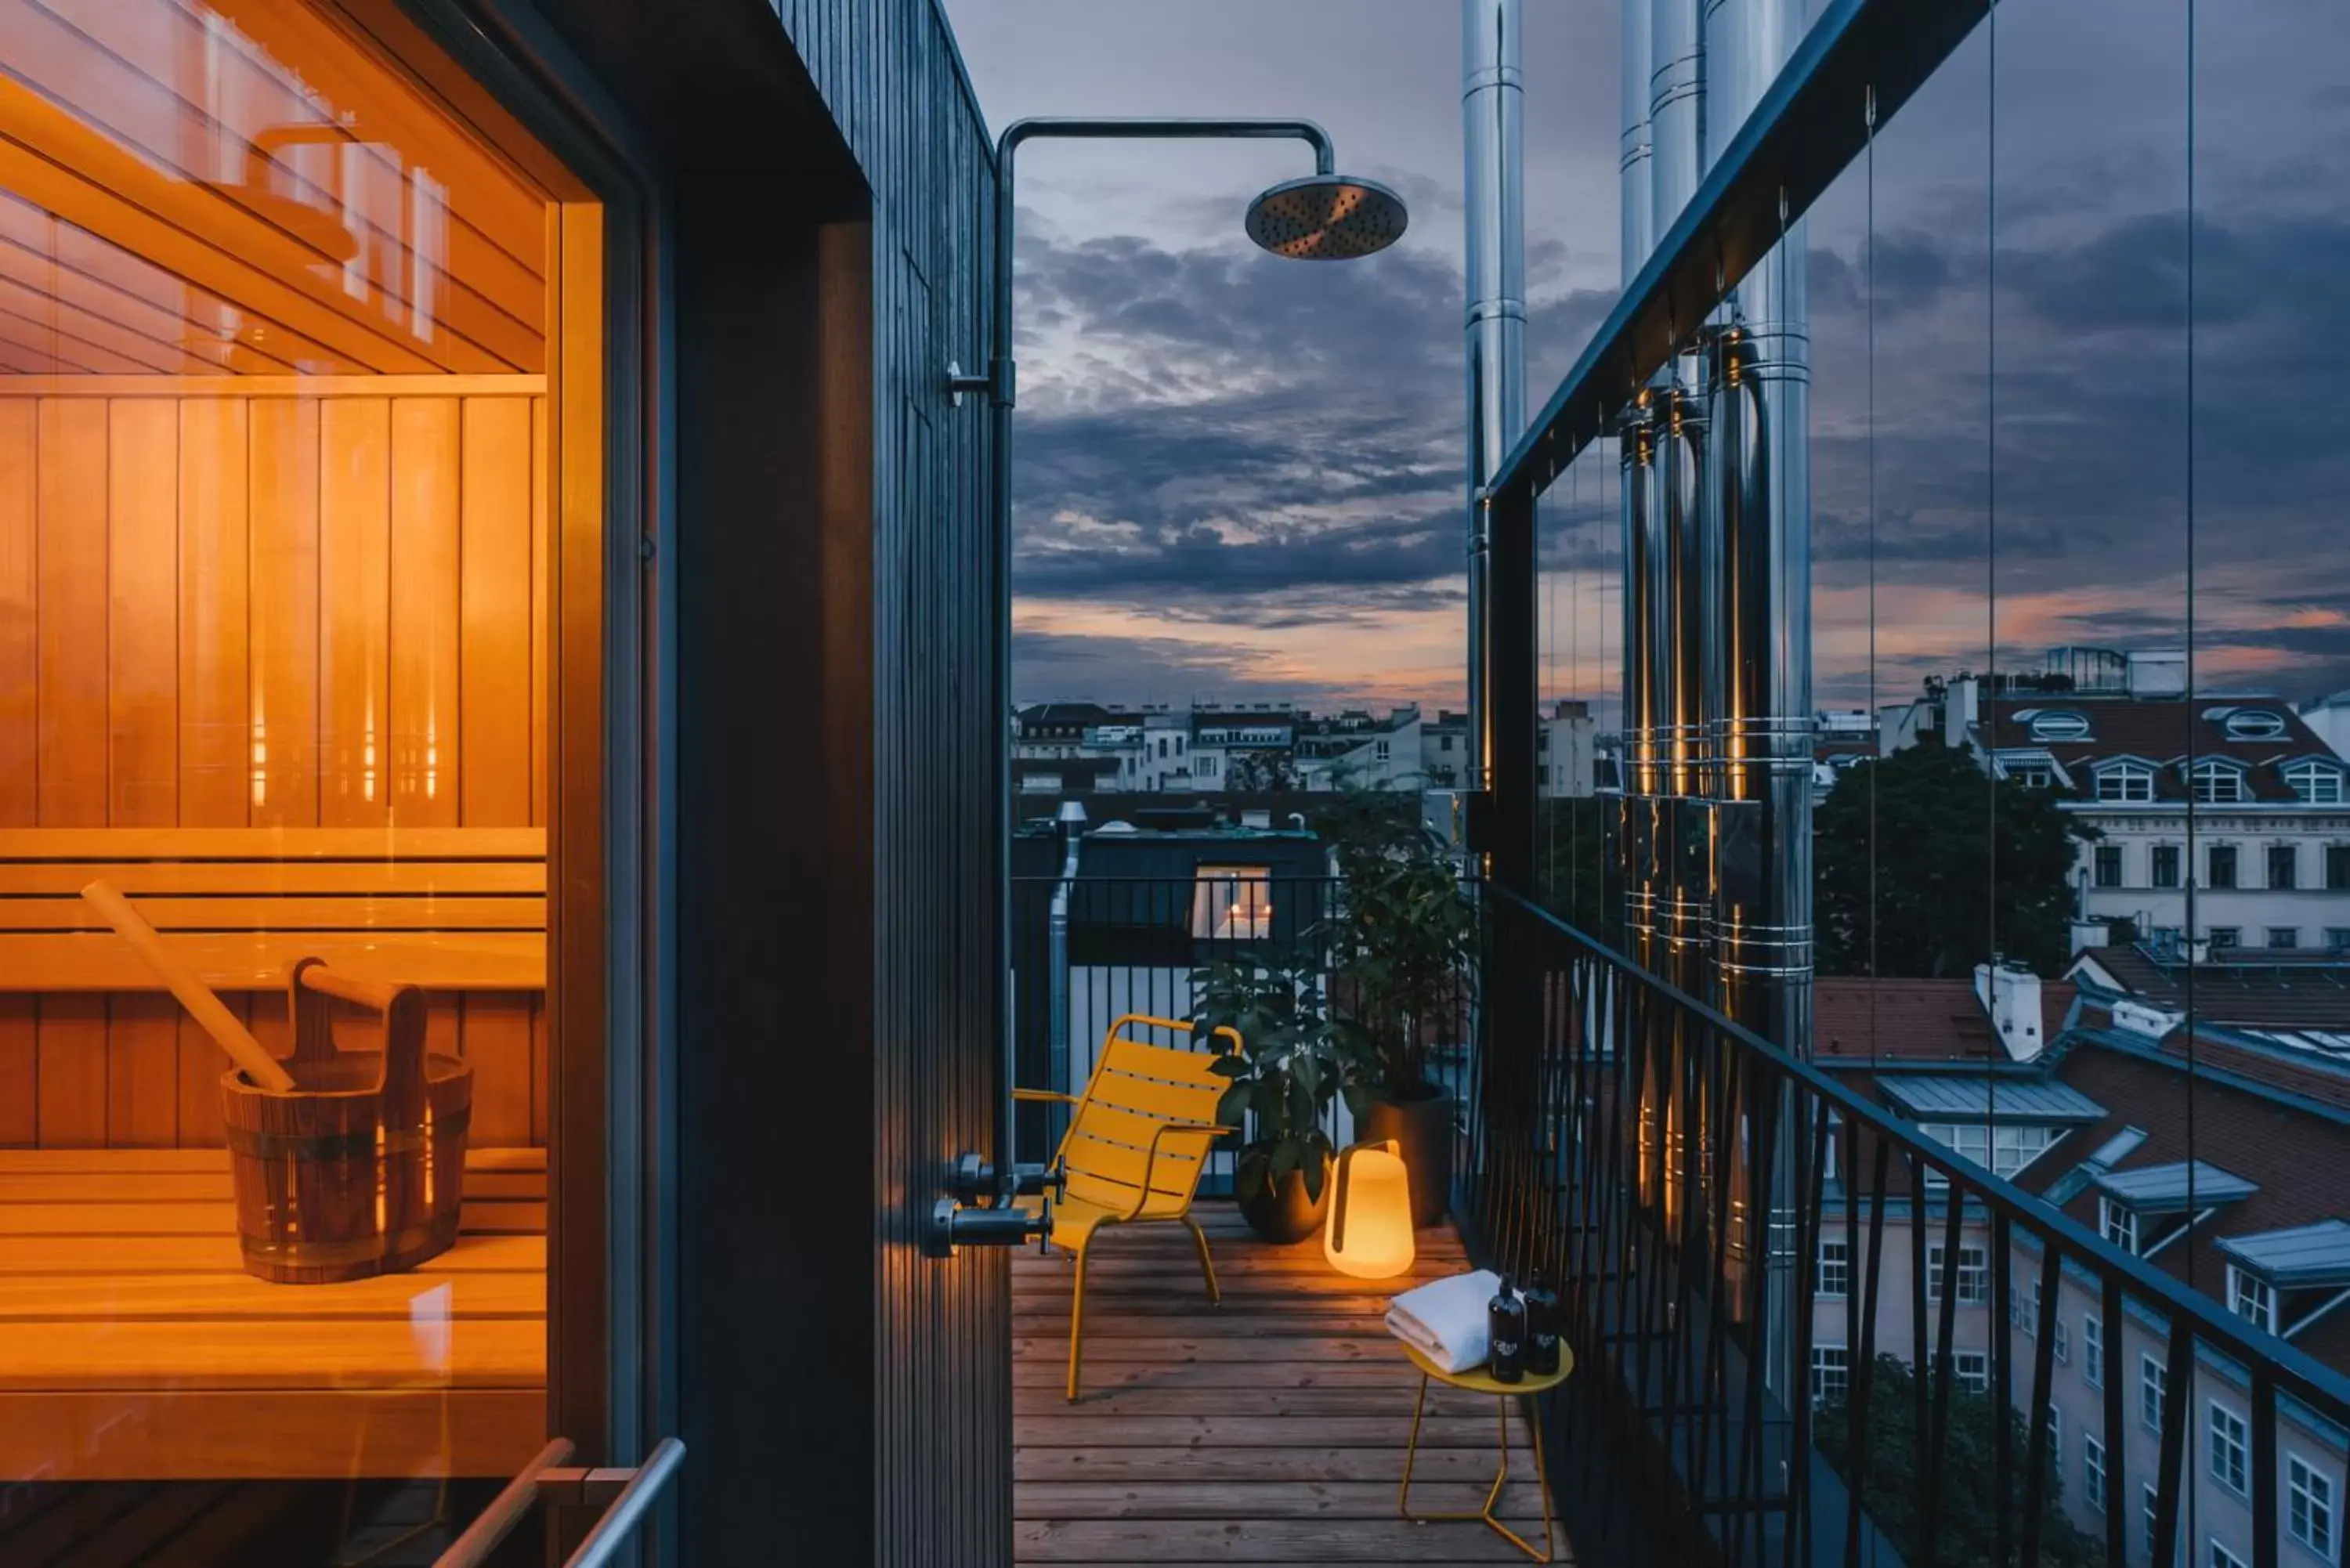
776;5;1008;1565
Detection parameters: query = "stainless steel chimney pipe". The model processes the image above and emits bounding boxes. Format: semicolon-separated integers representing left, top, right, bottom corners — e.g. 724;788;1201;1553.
1463;0;1525;806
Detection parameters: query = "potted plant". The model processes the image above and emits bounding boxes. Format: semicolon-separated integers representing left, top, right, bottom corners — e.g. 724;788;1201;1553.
1321;804;1476;1227
1188;956;1372;1243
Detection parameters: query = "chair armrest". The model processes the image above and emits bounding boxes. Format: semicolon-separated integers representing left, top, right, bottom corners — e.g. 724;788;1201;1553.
1010;1088;1080;1105
1119;1118;1235;1221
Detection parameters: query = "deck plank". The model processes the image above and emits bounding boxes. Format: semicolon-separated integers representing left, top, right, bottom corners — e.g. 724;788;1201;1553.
1014;1204;1570;1563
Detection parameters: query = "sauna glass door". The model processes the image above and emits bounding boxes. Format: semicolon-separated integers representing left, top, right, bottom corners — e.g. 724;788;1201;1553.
0;2;593;1558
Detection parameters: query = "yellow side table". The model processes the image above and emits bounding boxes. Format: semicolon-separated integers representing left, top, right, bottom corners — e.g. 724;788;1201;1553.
1397;1342;1573;1563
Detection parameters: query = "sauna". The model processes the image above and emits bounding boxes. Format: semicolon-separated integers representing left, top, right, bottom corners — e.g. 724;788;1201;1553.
0;0;597;1497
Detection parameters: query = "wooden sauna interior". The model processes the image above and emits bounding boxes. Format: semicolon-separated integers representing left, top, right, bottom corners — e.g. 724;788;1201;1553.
0;0;572;1483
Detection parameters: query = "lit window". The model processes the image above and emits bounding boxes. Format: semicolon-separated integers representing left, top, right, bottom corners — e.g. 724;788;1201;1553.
2141;1353;2167;1434
2084;1313;2105;1387
1954;1349;1990;1395
2193;761;2248;804
2289;761;2346;804
1816;1237;1849;1300
1926;1243;1990;1306
1190;865;1273;941
2292;1454;2337;1560
2210;1402;2250;1497
2086;1433;2109;1511
2102;1198;2139;1255
2099;762;2156;803
1811;1345;1849;1407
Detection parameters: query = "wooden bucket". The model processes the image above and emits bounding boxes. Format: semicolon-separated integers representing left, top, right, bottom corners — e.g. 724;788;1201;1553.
220;957;473;1284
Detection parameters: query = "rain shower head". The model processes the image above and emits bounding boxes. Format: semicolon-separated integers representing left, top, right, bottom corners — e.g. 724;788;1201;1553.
1244;173;1409;260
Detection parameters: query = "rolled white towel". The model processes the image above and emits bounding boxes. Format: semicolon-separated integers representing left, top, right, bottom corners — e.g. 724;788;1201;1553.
1385;1269;1502;1374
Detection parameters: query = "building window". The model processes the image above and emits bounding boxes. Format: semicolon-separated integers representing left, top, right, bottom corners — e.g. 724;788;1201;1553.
1811;1346;1849;1407
2290;1455;2337;1560
2086;1434;2109;1511
1954;1349;1990;1395
2214;1542;2249;1568
2055;1315;2071;1364
2024;1279;2044;1337
2193;761;2249;804
2033;710;2093;741
2095;845;2124;888
1191;866;1273;941
2084;1313;2104;1387
1374;740;1391;761
2330;846;2350;892
2153;844;2183;887
2102;1198;2140;1255
1441;735;1455;753
2048;1404;2063;1469
2210;1402;2250;1498
1926;1243;1990;1306
2272;845;2300;890
2210;927;2242;949
2099;763;2156;803
2210;845;2240;889
2330;927;2350;952
2146;1484;2162;1559
1918;1122;2059;1187
2270;928;2301;950
2288;761;2346;804
2226;710;2289;741
1816;1237;1849;1300
2010;760;2057;789
2141;1353;2167;1434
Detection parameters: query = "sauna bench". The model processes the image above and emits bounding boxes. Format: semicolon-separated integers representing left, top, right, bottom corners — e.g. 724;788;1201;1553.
0;1146;548;1481
0;828;548;993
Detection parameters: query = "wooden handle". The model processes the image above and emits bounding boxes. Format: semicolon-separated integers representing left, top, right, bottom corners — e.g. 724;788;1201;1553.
80;880;297;1094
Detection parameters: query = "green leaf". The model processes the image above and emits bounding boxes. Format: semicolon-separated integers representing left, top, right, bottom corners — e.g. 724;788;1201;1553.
1208;1054;1247;1078
1301;1151;1326;1202
1341;1081;1371;1122
1269;1140;1299;1183
1216;1080;1252;1128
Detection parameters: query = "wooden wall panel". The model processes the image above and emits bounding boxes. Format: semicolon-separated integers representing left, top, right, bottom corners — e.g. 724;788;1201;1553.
0;401;31;1144
104;399;180;1145
318;398;392;828
0;384;548;1148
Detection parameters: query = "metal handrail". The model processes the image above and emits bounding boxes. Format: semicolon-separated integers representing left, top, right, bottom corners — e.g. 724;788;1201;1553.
563;1437;685;1568
1489;884;2350;1419
435;1438;575;1568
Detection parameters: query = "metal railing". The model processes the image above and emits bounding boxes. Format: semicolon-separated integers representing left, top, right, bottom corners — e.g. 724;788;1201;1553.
1459;886;2350;1568
433;1436;684;1568
1009;875;1351;1183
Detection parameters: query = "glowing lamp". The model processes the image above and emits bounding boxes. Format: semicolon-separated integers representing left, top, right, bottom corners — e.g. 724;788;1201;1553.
1324;1138;1415;1280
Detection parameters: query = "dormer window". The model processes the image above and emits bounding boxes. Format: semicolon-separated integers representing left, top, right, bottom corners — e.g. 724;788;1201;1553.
2229;1265;2277;1333
2218;1220;2350;1343
2286;760;2346;805
2093;1161;2258;1262
1997;751;2061;790
2095;761;2156;803
2222;709;2287;741
2191;760;2249;804
2029;710;2092;742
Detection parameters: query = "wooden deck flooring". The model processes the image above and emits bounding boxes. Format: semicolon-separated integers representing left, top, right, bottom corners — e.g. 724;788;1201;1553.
1014;1202;1572;1564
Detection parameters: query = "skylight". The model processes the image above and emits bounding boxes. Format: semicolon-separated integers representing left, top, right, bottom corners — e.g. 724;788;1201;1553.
2029;710;2092;742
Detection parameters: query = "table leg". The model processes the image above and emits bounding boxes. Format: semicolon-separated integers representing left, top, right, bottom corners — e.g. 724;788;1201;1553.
1397;1382;1556;1563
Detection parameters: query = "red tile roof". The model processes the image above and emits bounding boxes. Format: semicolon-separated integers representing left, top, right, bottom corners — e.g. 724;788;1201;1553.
1980;696;2335;804
1814;977;2076;1064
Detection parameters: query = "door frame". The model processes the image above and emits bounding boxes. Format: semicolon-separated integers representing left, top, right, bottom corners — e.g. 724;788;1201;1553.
324;0;673;1501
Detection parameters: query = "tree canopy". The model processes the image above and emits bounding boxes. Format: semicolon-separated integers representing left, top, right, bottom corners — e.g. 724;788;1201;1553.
1815;738;2095;978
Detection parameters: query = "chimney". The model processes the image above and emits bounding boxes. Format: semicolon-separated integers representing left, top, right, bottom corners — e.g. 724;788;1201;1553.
1945;676;1979;748
1974;960;2046;1063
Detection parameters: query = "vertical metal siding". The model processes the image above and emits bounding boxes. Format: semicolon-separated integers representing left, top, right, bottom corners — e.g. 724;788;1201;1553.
774;5;1006;1564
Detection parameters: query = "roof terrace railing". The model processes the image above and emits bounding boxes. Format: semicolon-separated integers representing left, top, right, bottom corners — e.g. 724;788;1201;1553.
1456;885;2350;1568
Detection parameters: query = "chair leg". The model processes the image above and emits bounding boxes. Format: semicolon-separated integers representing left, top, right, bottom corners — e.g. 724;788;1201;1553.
1065;1237;1091;1403
1183;1213;1220;1305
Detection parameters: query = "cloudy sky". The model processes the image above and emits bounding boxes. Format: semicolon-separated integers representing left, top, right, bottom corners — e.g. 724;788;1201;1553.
942;0;2350;719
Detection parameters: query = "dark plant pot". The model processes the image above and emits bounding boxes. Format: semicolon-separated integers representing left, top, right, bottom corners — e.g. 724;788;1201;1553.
1236;1163;1332;1244
1361;1089;1455;1227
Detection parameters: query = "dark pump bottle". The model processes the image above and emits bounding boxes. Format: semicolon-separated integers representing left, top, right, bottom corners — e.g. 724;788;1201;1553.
1488;1273;1527;1384
1524;1267;1561;1377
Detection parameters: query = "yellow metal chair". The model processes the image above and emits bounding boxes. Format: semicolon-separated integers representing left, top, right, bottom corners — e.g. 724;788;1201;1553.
1014;1013;1238;1401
